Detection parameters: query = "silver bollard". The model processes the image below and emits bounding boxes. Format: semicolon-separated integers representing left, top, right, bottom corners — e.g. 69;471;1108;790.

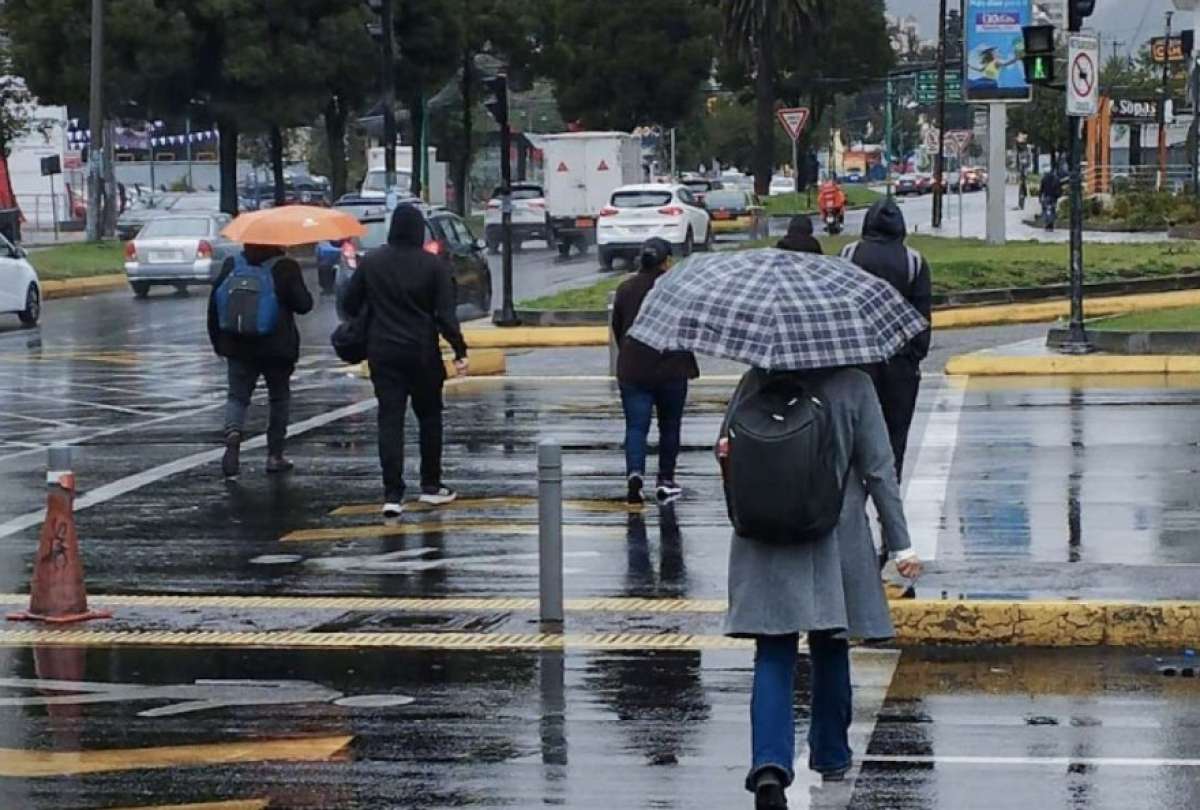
538;439;564;625
607;290;619;378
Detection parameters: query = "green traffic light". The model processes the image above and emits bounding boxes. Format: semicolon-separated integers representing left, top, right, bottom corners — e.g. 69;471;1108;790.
1033;58;1048;81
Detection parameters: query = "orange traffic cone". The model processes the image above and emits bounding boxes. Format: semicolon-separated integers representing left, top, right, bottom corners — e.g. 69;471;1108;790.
7;447;111;624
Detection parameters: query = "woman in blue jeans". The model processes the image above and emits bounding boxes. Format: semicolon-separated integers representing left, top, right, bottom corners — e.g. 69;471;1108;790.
720;367;922;808
610;238;699;504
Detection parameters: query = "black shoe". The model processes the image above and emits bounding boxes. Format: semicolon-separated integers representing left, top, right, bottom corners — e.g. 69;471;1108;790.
656;479;683;501
627;474;644;505
221;432;241;479
755;782;787;809
819;764;851;783
265;455;294;474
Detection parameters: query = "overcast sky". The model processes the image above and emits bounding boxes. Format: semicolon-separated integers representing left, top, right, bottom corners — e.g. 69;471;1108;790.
888;0;1179;58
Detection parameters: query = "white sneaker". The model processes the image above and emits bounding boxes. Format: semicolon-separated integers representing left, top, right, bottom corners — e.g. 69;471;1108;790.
382;502;405;518
419;486;458;506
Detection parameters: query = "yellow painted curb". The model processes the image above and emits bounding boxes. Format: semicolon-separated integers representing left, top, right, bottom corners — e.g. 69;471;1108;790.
352;348;506;379
944;354;1200;376
934;288;1200;330
455;325;609;349
40;273;127;300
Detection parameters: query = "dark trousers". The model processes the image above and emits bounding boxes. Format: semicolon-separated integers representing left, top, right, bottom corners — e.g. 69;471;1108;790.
747;631;852;790
224;359;292;456
866;356;921;482
619;380;688;480
370;359;445;500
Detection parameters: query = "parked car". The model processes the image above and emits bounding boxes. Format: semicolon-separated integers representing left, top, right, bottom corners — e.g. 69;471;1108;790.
0;233;41;327
704;188;762;237
895;174;922;196
959;166;986;191
596;183;712;270
845;169;865;184
335;207;492;322
768;175;795;196
483;182;550;253
123;213;239;298
116;194;181;241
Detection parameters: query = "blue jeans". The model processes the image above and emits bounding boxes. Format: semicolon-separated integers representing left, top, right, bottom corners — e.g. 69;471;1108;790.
619;381;688;480
747;631;852;791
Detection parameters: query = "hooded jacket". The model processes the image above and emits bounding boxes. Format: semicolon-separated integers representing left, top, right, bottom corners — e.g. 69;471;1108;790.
841;199;932;361
342;205;468;368
207;246;313;366
776;216;823;254
611;266;699;387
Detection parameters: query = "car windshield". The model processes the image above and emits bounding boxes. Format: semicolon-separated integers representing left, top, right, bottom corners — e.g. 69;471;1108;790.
705;190;748;209
139;218;211;238
495;185;542;200
171;196;219;211
363;170;413;192
683;181;711;193
612;190;673;208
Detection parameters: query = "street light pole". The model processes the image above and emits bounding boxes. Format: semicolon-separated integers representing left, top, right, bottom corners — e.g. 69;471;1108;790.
85;0;103;242
1159;11;1174;191
380;0;397;192
933;0;948;229
1061;7;1093;354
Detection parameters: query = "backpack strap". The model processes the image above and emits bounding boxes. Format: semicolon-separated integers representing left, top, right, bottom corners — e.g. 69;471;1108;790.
904;247;922;286
839;241;860;263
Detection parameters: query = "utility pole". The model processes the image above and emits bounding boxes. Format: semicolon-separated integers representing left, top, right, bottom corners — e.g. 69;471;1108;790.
484;75;517;326
933;0;948;229
884;76;894;196
1060;7;1096;355
85;0;103;242
380;0;397;192
1159;11;1174;191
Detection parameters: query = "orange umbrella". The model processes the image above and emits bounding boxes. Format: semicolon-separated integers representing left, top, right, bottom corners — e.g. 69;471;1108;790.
221;205;367;247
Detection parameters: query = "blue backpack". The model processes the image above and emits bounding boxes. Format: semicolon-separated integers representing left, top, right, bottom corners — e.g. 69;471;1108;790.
215;254;281;337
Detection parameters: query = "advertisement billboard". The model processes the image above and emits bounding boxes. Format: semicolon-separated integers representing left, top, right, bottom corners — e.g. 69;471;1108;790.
963;0;1032;103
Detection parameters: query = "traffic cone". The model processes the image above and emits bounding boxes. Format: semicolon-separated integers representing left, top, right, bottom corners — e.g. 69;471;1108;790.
7;447;111;624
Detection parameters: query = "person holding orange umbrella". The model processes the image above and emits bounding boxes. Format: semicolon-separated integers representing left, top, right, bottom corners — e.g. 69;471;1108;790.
208;206;364;478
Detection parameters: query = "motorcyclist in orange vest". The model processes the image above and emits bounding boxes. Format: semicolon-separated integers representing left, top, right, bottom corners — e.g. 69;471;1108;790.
818;178;847;235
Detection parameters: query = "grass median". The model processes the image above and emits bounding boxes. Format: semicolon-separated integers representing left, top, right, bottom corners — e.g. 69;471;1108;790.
27;241;126;281
761;185;883;216
520;237;1200;311
1091;305;1200;331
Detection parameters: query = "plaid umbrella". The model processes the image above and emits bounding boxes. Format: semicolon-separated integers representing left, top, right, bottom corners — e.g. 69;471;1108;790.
627;248;928;371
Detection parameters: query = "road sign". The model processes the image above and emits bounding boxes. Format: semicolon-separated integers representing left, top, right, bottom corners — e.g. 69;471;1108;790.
916;71;963;104
776;107;811;142
1067;33;1100;118
945;130;973;156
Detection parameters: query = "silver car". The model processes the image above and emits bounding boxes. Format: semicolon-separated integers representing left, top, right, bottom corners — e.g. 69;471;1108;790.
123;213;239;298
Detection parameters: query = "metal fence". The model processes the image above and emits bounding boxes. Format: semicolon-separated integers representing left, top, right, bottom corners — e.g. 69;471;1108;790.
13;193;77;241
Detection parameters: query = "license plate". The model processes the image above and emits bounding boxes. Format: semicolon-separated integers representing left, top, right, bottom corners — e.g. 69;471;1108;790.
714;211;732;220
575;218;594;229
150;251;183;263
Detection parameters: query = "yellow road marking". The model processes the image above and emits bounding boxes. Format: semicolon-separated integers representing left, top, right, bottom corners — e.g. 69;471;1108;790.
0;593;728;613
330;497;646;517
0;629;750;652
110;801;269;810
280;521;628;543
0;735;351;778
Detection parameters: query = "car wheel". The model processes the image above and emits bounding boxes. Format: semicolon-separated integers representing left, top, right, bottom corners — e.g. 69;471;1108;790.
557;242;571;258
700;223;714;252
18;284;39;327
599;248;614;272
174;283;190;296
682;229;694;257
131;282;151;299
481;277;493;316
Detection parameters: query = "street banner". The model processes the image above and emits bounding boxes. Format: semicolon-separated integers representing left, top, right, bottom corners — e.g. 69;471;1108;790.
1067;34;1100;118
963;0;1033;103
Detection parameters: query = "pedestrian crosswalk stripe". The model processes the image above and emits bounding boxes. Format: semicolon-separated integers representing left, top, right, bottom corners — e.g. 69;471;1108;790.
108;801;268;810
330;497;647;517
280;522;629;543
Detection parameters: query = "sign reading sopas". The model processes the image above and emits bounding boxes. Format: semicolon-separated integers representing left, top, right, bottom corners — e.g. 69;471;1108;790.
963;0;1033;103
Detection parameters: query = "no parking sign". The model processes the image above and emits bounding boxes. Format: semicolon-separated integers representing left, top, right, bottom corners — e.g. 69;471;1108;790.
1067;33;1100;118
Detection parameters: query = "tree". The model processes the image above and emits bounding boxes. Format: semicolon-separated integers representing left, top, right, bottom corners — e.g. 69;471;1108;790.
721;0;827;195
0;46;39;159
543;0;718;132
310;4;375;199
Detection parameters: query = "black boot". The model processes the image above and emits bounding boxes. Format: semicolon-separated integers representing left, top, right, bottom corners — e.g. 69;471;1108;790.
754;770;788;809
221;431;241;479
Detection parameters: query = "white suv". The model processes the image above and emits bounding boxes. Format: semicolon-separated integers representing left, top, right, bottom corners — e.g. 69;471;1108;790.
483;183;550;252
0;233;41;328
596;184;712;271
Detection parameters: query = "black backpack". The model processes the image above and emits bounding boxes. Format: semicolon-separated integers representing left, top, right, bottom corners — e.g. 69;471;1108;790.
723;376;848;544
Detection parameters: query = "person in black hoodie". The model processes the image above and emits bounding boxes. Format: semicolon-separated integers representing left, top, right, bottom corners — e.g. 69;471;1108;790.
208;243;314;478
839;198;931;482
611;238;699;504
776;215;823;254
342;205;468;517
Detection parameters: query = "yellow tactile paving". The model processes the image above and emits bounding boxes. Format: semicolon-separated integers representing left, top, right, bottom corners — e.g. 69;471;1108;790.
0;593;728;613
0;629;751;652
330;497;647;517
110;801;269;810
279;521;629;543
0;735;351;778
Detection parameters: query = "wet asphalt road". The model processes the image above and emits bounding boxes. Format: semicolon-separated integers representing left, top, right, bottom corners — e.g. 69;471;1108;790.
2;260;1200;805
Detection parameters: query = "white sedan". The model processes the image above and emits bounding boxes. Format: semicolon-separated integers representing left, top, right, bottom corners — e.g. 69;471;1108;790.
483;182;550;252
596;184;712;271
0;232;41;328
769;175;795;196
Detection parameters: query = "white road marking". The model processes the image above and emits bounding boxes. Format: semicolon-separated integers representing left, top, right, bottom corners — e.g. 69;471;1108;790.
0;410;78;430
902;378;967;562
860;755;1200;768
0;397;379;540
3;389;160;417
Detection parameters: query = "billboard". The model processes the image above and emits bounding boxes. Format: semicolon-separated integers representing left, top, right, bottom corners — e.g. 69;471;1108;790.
963;0;1032;103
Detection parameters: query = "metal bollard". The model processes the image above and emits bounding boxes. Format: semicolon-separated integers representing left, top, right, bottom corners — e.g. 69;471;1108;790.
607;290;619;378
537;439;564;625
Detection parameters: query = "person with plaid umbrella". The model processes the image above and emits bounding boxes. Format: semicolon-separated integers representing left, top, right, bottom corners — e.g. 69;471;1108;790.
629;248;925;806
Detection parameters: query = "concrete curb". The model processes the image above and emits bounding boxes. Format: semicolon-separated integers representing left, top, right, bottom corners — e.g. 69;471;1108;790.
934;288;1200;330
944;354;1200;376
40;273;127;300
891;600;1200;647
457;326;609;349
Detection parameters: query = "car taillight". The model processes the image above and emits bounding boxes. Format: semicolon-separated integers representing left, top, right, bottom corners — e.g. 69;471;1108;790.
599;205;618;217
196;240;213;259
529;200;546;209
423;240;442;256
658;206;684;217
486;201;500;210
341;240;358;270
124;242;136;260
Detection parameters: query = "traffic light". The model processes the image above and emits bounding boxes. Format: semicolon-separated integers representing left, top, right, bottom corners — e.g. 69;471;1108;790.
483;75;508;127
1022;24;1056;85
1068;0;1096;33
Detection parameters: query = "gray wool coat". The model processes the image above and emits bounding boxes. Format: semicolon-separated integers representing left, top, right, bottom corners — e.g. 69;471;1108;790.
723;367;913;641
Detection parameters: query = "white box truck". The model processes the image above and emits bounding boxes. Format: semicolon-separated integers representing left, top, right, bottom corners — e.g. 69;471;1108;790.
540;132;642;256
363;146;448;206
